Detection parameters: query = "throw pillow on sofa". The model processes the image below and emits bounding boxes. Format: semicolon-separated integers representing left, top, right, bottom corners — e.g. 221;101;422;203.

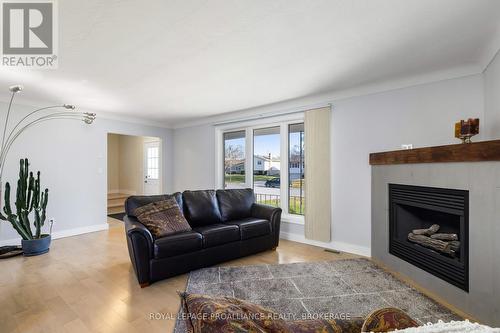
134;197;191;238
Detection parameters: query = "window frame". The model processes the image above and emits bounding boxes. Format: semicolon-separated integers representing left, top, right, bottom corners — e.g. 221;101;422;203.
222;130;247;189
146;146;160;180
215;114;305;223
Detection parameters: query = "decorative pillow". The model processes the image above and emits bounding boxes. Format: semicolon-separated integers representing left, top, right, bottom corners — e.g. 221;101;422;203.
361;307;419;332
179;292;289;333
179;292;366;333
134;197;191;239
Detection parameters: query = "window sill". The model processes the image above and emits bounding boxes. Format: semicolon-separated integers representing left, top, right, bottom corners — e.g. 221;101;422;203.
281;214;304;225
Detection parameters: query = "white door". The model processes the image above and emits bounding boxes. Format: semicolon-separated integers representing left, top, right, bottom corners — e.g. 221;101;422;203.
143;141;161;195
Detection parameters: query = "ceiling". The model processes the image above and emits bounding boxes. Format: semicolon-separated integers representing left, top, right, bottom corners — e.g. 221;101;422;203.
1;0;499;126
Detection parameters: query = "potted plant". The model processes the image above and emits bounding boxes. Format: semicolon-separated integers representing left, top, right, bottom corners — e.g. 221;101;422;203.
0;158;51;256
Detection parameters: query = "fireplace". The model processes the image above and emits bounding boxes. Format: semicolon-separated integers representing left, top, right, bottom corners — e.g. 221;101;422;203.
389;184;469;291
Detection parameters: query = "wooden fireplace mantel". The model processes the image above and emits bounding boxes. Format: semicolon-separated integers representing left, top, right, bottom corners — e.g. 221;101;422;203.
369;139;500;165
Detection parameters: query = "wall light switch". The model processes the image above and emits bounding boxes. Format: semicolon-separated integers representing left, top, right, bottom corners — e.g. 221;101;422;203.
401;144;413;150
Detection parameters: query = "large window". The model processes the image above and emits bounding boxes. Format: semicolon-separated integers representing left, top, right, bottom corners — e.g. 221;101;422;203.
224;131;246;189
253;127;281;207
219;120;305;218
289;123;305;215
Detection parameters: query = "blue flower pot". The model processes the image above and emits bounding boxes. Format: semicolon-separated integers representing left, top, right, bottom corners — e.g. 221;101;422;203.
21;234;51;256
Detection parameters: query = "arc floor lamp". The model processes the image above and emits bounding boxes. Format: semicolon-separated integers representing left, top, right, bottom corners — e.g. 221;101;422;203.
0;85;96;203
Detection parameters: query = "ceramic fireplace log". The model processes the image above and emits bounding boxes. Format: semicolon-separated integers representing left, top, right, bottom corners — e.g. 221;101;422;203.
448;240;461;252
430;233;459;241
411;224;440;236
407;233;456;256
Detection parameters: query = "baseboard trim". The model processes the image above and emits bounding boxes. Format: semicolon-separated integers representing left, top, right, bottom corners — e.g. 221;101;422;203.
279;231;371;257
0;223;109;246
108;189;137;196
117;189;137;195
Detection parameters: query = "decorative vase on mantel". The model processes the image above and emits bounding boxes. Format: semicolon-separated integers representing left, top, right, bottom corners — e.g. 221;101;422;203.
454;118;479;143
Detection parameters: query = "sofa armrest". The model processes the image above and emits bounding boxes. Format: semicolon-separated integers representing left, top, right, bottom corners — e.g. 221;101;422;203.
251;203;282;247
124;215;154;286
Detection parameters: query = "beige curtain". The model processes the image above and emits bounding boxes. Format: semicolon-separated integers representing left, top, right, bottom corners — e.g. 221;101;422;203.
304;106;331;242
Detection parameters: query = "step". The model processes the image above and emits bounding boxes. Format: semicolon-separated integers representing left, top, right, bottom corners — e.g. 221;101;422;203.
107;193;130;200
108;196;127;204
107;201;125;209
108;206;125;214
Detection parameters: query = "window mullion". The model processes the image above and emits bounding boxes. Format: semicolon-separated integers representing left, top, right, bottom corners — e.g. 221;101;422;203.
280;123;288;215
245;127;253;188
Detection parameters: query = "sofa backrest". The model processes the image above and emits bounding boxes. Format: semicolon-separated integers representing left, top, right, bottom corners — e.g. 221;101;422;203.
125;192;183;218
182;190;222;227
216;188;255;222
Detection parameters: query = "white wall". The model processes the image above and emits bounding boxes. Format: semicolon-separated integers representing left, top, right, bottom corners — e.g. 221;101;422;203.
173;124;215;192
330;74;483;254
0;102;173;244
484;50;500;139
172;74;484;256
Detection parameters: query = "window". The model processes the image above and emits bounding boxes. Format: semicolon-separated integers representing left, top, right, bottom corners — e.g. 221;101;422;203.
289;123;305;215
253;127;281;208
146;146;159;179
219;119;305;218
223;131;246;189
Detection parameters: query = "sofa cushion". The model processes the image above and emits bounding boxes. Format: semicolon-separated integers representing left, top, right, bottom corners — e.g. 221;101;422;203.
183;190;222;227
192;224;240;248
216;189;255;222
125;193;183;218
154;231;202;259
225;217;271;240
134;198;191;239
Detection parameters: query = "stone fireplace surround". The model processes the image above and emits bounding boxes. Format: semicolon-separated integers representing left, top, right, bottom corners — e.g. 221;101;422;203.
370;140;500;326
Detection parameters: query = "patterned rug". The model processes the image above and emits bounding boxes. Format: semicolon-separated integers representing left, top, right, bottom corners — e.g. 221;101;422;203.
174;258;461;332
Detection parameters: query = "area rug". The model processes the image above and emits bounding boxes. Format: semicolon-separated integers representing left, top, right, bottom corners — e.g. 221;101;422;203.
173;258;462;332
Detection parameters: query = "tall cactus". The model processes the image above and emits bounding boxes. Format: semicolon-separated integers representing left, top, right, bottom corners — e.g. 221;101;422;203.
0;158;49;240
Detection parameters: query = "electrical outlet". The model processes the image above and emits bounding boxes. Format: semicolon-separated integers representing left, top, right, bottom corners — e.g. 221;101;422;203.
401;144;413;150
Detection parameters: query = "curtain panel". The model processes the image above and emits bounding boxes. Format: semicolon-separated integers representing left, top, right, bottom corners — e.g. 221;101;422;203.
304;106;331;242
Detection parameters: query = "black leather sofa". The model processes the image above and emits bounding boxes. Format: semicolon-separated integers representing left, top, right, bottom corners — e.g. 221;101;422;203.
124;188;282;287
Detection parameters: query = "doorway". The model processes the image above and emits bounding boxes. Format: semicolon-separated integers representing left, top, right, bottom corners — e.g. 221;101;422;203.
107;133;162;219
